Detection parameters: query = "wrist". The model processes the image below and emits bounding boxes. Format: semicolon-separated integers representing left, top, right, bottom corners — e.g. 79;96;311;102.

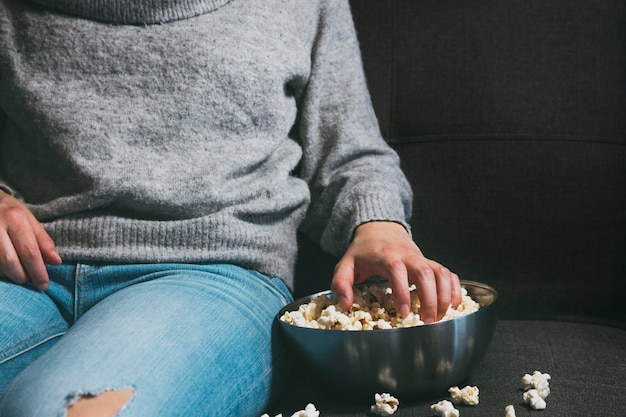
355;220;411;240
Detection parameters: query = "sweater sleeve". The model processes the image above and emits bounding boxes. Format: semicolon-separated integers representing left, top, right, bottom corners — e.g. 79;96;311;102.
297;0;413;257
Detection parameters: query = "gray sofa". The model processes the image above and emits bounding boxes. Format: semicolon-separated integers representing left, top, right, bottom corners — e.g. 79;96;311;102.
267;0;626;416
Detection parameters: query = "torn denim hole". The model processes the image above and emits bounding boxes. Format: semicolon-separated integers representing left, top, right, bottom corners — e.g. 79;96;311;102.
62;386;135;417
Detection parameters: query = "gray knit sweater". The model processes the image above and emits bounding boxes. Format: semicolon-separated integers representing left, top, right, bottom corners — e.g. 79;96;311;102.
0;0;412;288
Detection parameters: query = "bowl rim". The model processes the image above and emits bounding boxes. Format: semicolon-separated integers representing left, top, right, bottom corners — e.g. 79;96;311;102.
277;279;498;331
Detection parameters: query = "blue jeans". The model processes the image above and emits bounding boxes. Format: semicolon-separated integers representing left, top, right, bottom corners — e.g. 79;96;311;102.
0;263;293;417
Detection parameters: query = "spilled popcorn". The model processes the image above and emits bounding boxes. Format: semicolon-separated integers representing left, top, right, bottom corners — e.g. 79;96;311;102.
262;373;552;416
430;400;460;417
281;283;480;330
370;392;399;416
260;403;319;417
522;390;546;410
448;385;479;406
521;370;551;410
504;404;516;417
289;403;319;417
522;370;551;400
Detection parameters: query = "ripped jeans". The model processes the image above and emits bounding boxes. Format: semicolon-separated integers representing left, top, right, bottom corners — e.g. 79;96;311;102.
0;263;293;417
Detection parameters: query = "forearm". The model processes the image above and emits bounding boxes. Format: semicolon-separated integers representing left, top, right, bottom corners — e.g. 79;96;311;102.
296;0;412;255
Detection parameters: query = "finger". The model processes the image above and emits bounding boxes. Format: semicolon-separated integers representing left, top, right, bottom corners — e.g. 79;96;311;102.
31;218;62;265
0;231;28;284
450;272;462;308
8;226;50;291
351;251;412;317
408;262;437;323
331;257;356;311
384;260;411;317
430;262;452;320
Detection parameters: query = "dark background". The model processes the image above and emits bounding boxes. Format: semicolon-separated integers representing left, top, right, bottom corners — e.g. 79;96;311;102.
295;0;626;326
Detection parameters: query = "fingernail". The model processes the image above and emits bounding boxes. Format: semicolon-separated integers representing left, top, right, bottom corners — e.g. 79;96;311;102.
36;282;49;291
398;303;410;317
338;296;349;310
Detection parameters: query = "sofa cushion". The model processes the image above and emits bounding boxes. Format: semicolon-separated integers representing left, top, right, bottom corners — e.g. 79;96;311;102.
330;0;625;324
350;0;625;145
283;1;625;414
295;0;626;324
397;139;626;324
267;320;626;416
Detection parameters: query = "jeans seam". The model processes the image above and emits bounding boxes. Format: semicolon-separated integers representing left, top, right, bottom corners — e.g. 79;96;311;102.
0;324;66;364
75;263;85;321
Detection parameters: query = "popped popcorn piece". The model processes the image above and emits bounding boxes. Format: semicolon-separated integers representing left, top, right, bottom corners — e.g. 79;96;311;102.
261;403;318;417
522;370;551;399
394;312;424;328
290;403;319;417
504;405;516;417
374;318;394;330
281;283;480;330
448;385;479;405
370;393;399;416
523;389;547;410
430;400;460;417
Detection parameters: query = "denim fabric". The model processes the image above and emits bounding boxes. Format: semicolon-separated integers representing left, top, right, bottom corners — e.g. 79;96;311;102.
0;263;293;417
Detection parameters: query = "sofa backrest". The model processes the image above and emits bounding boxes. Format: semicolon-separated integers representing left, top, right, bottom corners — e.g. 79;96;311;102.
296;0;625;326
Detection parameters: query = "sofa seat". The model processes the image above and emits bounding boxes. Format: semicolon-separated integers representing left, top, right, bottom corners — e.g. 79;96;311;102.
268;0;625;415
267;320;626;416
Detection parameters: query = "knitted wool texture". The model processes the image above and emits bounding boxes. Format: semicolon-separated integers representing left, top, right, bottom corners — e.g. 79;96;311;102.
0;0;412;287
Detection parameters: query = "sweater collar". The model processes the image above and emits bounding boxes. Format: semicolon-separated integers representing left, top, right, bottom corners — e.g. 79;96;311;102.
29;0;233;24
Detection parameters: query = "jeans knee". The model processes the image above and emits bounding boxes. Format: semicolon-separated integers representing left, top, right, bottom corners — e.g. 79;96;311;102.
0;386;135;417
66;387;135;417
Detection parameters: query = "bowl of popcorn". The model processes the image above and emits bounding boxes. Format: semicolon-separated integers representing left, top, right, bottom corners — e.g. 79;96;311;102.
277;279;497;401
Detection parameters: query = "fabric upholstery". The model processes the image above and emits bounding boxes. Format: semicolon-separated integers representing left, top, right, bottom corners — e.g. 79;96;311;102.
280;0;625;415
295;0;626;324
269;320;626;416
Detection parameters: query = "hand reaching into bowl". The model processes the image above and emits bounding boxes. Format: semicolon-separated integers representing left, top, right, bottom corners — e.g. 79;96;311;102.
331;221;462;324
